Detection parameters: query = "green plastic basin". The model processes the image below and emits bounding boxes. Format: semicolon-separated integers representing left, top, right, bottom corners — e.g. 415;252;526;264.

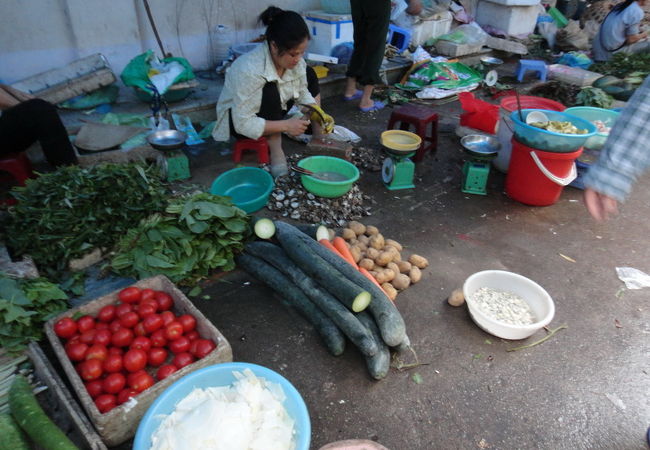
297;156;359;198
209;167;274;213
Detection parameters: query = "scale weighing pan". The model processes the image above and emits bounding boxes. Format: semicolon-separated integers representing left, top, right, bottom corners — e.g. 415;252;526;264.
381;130;422;157
147;129;188;151
460;135;500;160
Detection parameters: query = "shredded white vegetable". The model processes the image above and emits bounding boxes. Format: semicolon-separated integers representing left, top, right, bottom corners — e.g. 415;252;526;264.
150;369;296;450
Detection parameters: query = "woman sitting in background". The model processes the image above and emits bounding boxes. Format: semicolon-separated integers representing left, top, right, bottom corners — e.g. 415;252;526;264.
592;0;649;61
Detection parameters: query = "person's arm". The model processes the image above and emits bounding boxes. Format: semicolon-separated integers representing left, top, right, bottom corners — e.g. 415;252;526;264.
625;30;647;44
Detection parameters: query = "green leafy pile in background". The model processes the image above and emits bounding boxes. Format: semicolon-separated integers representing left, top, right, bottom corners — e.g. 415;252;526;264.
1;163;167;278
591;53;650;79
111;193;251;284
0;274;68;352
576;87;613;109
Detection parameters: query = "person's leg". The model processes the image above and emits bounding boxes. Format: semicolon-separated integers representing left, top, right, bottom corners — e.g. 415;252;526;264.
257;82;288;177
356;0;391;110
0;99;77;166
345;0;366;98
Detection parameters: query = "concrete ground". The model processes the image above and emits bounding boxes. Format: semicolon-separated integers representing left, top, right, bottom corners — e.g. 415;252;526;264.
62;62;649;449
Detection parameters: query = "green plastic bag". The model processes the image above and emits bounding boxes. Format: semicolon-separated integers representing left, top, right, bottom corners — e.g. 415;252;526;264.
395;61;482;91
58;85;119;110
120;50;195;94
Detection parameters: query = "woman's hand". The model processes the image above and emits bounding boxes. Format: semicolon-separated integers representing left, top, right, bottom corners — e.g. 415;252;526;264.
584;188;619;222
284;117;310;136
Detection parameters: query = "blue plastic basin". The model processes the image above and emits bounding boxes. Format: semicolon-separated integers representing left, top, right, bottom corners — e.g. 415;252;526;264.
511;109;597;152
210;167;274;213
133;362;311;450
564;106;620;150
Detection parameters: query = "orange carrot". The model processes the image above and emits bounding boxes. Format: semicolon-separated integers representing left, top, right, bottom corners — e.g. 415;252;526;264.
319;238;350;264
332;237;359;270
359;267;391;300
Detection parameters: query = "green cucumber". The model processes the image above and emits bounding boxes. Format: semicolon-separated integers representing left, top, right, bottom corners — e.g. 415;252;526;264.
235;253;346;356
252;217;276;239
592;75;622;89
0;413;29;450
357;312;391;380
274;222;371;312
9;375;78;450
245;241;379;357
275;221;407;347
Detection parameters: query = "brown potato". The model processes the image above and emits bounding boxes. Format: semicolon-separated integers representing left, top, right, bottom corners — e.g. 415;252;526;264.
375;251;393;267
369;234;385;250
359;258;375;270
365;225;379;236
448;289;465;307
374;270;389;284
409;266;422;283
396;260;412;273
349;246;363;263
347;221;366;236
357;234;370;245
365;247;380;260
386;262;400;275
356;241;367;252
408;254;429;269
385;239;403;252
381;283;398;301
392;273;411;290
382;268;396;282
341;228;356;240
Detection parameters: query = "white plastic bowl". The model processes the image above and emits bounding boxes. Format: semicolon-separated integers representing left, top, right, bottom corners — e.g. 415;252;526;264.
463;270;555;340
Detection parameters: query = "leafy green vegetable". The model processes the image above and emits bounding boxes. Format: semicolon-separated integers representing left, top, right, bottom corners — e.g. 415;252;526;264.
111;193;251;284
576;87;613;109
1;163;167;278
591;53;650;80
0;274;68;352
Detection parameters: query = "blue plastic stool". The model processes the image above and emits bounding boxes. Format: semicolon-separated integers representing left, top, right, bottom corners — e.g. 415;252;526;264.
387;24;411;53
516;59;548;82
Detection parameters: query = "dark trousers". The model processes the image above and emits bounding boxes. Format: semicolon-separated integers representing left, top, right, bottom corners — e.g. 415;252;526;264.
0;99;77;167
230;65;320;138
346;0;391;86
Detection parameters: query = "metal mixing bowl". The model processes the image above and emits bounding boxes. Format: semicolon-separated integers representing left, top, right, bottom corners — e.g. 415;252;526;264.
461;135;500;159
147;130;187;151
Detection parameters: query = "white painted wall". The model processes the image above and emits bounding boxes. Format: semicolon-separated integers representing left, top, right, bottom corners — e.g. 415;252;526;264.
0;0;321;84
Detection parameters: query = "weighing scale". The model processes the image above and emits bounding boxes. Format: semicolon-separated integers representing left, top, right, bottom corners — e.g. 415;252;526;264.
380;130;422;190
147;129;191;182
460;135;500;195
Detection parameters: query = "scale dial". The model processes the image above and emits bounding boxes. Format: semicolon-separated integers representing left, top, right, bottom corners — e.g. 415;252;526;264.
382;157;395;184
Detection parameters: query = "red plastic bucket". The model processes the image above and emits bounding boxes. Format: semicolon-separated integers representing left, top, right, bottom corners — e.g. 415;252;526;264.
505;138;582;206
494;96;566;173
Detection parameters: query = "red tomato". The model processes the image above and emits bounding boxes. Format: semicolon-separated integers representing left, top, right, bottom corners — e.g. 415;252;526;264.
54;317;78;339
80;359;103;381
108;319;123;333
169;336;191;354
79;329;97;345
123;349;147;372
184;330;200;341
67;335;81;345
133;322;147;337
160;311;176;326
156;364;178;381
95;322;109;331
164;321;184;341
95;394;117;414
115;303;133;318
191;339;217;359
97;305;116;323
77;315;95;333
111;328;134;348
142;314;163;334
119;311;139;329
150;329;167;348
137;303;157;319
118;286;141;304
147;347;168;367
85;380;104;399
85;344;108;361
130;336;152;352
94;329;112;346
140;288;156;302
128;370;155;392
154;291;174;311
117;388;138;405
177;314;197;333
140;297;159;312
102;373;126;394
103;354;123;373
108;346;124;356
172;352;195;369
66;342;89;362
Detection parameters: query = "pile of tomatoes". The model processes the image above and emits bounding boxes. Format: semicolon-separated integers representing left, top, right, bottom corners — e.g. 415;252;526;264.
53;286;217;414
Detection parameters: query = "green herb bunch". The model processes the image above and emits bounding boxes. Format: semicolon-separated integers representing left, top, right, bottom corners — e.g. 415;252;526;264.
111;193;250;284
1;164;167;277
0;274;68;352
576;87;613;109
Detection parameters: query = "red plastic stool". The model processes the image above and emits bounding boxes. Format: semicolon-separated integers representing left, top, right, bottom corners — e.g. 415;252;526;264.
232;137;270;164
386;104;438;162
0;153;34;205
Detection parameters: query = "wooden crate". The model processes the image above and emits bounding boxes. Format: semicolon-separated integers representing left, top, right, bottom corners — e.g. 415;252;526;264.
44;275;233;447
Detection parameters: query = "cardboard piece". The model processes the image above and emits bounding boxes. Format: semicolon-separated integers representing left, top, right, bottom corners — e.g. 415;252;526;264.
74;122;148;152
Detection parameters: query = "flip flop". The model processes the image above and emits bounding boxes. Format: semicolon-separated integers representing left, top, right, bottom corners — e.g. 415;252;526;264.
270;162;288;178
359;100;385;113
343;90;363;101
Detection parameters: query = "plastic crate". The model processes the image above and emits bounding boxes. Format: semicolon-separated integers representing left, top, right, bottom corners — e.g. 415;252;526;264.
434;40;484;57
476;0;541;36
304;10;354;56
44;275;233;447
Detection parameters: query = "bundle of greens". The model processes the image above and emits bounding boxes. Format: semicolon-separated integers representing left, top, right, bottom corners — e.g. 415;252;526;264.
576;87;613;109
111;193;250;284
1;164;167;277
591;53;650;80
0;274;68;352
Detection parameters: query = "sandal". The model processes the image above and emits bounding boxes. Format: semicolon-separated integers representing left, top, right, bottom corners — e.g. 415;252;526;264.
343;90;363;101
359;100;385;113
270;162;288;178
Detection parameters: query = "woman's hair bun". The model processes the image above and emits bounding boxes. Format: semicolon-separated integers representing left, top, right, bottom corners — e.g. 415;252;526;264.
259;6;284;26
